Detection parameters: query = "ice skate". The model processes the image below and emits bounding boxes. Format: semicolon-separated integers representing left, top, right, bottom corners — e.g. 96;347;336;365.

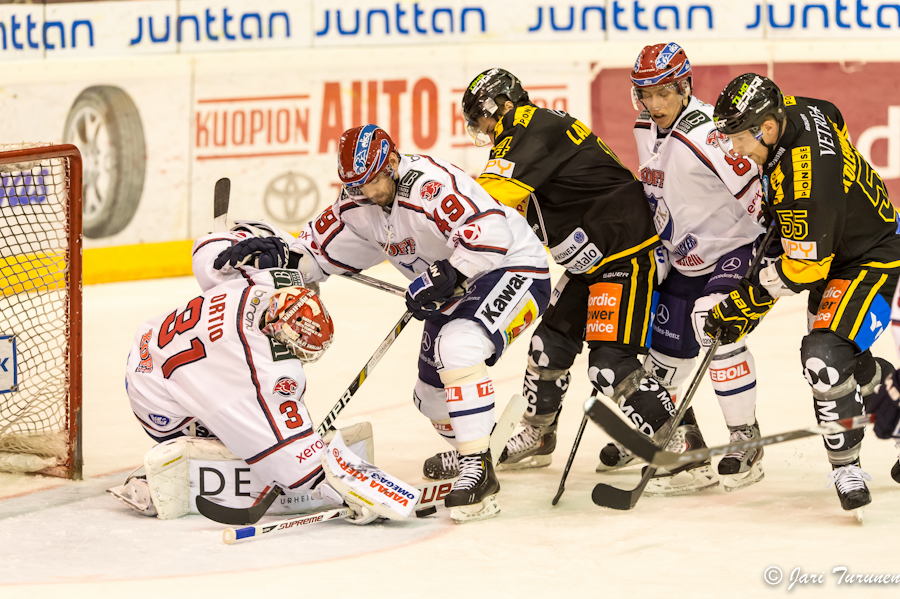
645;424;719;496
497;420;556;471
826;460;872;523
892;441;900;485
717;422;765;492
444;450;500;523
423;449;459;481
106;469;158;517
595;441;641;472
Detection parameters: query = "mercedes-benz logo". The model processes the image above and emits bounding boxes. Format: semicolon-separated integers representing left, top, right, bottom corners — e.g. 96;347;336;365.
263;171;320;227
722;257;742;272
422;331;432;352
656;304;670;324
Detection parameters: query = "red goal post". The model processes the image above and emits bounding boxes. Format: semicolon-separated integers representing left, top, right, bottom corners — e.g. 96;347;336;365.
0;143;82;480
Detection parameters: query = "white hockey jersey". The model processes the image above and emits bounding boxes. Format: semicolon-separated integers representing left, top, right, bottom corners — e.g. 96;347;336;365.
634;96;764;275
125;267;327;493
291;154;549;292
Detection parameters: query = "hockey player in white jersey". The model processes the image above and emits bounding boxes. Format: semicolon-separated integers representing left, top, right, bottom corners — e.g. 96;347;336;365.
214;125;551;523
111;235;403;524
618;43;767;493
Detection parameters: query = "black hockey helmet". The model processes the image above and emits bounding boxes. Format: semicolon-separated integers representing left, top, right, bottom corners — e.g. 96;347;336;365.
713;73;785;135
461;68;529;146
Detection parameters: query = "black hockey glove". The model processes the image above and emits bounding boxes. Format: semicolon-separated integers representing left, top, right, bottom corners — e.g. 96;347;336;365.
703;278;775;344
405;259;461;321
866;369;900;439
214;236;288;270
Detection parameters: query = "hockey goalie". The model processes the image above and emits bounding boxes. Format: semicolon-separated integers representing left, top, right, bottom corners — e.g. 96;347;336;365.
107;222;417;525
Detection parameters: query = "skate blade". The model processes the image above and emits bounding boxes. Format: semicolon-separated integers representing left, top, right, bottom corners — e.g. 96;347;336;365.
497;454;552;471
450;494;500;524
853;507;865;524
646;466;720;497
595;457;642;473
722;464;765;493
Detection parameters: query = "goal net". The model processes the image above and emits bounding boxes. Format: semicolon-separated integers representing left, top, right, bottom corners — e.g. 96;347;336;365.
0;143;83;480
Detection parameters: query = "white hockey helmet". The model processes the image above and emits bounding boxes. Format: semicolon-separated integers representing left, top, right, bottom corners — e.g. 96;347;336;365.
230;219;296;244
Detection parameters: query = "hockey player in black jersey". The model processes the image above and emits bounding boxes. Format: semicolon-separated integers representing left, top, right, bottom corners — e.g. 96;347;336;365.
424;68;716;495
707;73;900;516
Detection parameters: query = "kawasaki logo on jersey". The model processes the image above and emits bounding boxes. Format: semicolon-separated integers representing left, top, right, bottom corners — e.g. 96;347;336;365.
477;273;532;332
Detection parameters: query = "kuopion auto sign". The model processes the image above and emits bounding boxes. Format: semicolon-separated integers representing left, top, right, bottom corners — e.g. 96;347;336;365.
2;0;900;61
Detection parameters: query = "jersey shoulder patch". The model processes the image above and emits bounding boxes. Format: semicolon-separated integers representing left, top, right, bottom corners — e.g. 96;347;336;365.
638;109;651;120
675;110;712;134
397;169;425;198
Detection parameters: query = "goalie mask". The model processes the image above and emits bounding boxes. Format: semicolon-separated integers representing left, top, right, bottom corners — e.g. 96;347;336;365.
261;286;334;363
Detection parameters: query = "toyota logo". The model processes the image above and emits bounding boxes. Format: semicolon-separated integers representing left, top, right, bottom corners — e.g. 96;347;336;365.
656;304;670;324
263;171;320;228
722;257;742;272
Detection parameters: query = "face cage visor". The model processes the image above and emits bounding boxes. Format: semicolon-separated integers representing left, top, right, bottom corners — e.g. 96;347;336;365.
710;124;764;160
464;96;499;147
342;165;395;205
631;81;687;111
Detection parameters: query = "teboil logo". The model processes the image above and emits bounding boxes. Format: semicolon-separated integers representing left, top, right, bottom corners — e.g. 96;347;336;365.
710;361;750;382
445;386;463;402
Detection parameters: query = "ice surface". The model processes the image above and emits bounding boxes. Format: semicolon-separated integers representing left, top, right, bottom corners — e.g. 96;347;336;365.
2;263;900;599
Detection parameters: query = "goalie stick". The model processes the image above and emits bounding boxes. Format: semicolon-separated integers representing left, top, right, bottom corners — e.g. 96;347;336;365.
223;507;352;544
197;308;413;525
213;178;230;233
551;389;598;506
587;397;875;469
589;223;778;511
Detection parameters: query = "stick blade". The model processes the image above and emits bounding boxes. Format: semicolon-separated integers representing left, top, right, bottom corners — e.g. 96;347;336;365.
196;486;281;525
213;178;231;233
591;482;640;511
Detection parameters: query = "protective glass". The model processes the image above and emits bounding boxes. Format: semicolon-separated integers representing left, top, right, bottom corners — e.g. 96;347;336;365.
465;96;498;147
630;82;682;111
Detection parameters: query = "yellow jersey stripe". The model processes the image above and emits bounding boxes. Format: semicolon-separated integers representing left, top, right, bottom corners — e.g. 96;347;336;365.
588;235;660;273
849;273;888;340
779;255;834;285
862;259;900;270
641;251;657;346
624;257;639;343
832;270;867;331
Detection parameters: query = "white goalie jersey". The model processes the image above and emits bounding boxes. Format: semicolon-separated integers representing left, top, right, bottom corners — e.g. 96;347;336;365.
634;96;765;275
290;154;550;290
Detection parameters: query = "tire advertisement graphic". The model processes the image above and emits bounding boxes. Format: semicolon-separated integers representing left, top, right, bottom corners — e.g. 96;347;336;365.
63;86;147;239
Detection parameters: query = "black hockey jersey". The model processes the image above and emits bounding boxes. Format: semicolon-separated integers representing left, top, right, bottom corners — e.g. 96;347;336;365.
476;104;660;277
761;96;900;292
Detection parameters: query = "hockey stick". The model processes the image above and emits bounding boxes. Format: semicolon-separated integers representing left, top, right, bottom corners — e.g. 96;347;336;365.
551;389;598;506
595;407;875;470
223;506;352;544
197;309;413;525
316;309;414;435
342;273;406;297
589;224;779;510
213;178;230;233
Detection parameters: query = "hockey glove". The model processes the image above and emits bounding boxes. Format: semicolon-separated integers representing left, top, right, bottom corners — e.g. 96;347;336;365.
866;369;900;439
703;278;775;344
405;259;461;321
214;236;288;270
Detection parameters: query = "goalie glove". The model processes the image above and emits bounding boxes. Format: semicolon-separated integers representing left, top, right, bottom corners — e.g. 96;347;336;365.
405;259;462;321
703;278;775;344
214;236;289;270
866;369;900;439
